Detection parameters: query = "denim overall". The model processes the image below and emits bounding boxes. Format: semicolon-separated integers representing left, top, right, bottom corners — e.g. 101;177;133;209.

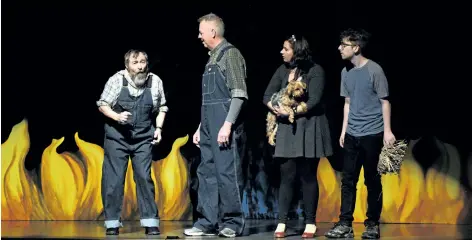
194;46;246;234
101;76;159;228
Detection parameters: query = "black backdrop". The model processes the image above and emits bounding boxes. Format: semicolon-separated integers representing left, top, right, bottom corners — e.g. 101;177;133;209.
2;1;471;223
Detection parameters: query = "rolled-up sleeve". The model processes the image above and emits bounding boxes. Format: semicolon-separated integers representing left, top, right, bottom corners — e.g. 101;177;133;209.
151;75;169;113
158;80;168;112
96;75;121;107
225;48;248;99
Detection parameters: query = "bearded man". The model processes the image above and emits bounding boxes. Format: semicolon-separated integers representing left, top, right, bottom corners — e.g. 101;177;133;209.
96;49;168;236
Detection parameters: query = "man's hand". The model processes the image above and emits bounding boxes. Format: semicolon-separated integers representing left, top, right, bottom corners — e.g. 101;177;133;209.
384;131;396;146
339;131;346;148
217;121;232;147
116;111;132;124
151;128;162;145
193;128;200;148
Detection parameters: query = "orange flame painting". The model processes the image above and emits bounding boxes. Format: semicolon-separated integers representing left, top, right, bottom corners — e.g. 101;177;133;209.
315;137;471;223
2;119;192;221
1;119;471;223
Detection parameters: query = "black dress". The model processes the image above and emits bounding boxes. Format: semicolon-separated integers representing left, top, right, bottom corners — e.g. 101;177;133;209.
263;63;333;159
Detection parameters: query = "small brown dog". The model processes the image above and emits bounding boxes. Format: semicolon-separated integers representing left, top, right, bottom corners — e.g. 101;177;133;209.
266;80;308;146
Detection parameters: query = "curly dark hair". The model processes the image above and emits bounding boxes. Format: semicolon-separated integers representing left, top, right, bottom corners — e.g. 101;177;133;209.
339;28;372;52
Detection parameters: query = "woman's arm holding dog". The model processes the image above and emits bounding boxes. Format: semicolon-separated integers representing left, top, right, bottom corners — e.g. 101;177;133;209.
298;64;325;115
263;65;284;113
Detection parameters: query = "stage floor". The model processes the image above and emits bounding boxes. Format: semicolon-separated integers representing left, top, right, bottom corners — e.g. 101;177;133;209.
2;220;472;239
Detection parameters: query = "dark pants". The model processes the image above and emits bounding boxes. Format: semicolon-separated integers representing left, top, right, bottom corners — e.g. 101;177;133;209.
339;132;383;226
194;104;246;234
278;158;320;224
101;123;159;228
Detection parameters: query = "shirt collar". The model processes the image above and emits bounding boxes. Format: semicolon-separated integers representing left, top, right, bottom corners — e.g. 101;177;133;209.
208;39;228;56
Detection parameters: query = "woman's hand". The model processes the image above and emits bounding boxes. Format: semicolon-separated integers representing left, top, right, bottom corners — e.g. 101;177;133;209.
274;106;289;117
268;102;279;115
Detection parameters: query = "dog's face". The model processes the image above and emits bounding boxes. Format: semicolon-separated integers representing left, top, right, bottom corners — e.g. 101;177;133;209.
286;81;306;98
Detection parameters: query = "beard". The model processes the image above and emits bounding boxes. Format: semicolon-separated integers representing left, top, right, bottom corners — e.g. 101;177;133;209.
131;71;148;87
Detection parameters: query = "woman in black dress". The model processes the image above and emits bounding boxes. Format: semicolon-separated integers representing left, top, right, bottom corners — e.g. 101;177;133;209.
263;35;333;238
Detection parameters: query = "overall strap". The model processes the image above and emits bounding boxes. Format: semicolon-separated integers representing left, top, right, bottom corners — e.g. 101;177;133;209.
146;75;152;88
216;46;235;62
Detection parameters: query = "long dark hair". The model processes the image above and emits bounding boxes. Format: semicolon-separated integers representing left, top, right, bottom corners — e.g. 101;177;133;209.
284;34;314;80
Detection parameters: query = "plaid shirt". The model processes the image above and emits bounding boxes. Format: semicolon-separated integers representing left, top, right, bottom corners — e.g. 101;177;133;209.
96;70;169;113
207;39;248;99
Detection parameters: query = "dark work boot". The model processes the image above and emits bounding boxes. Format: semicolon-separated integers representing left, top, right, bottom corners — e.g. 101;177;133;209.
145;227;160;235
106;227;119;235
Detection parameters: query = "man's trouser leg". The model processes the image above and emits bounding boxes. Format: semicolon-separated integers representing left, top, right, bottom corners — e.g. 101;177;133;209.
101;137;129;228
193;118;219;232
211;119;246;234
360;133;384;225
131;140;159;227
339;133;363;225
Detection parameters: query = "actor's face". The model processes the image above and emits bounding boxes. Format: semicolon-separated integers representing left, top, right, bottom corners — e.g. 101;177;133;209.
126;52;148;86
280;40;294;63
198;20;215;50
338;37;359;60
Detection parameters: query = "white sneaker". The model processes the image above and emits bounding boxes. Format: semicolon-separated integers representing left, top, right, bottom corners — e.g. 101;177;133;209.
184;227;216;236
219;228;236;238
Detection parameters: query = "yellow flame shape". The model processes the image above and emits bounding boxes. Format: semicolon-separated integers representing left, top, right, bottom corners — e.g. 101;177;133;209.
316;157;341;222
1;119;191;220
154;136;192;219
1;119;51;220
74;133;104;219
315;139;470;223
41;137;85;219
1;119;470;223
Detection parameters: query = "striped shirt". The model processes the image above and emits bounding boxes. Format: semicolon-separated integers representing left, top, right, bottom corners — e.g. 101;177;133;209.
96;70;169;113
207;39;248;99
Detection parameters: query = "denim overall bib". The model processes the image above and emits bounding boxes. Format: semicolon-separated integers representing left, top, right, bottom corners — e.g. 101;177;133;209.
194;46;245;234
101;76;159;228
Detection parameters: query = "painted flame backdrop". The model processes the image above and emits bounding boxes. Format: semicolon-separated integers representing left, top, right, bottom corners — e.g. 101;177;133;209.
2;119;472;223
3;1;472;226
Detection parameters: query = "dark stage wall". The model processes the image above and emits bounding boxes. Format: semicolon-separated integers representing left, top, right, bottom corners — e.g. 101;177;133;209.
2;3;471;224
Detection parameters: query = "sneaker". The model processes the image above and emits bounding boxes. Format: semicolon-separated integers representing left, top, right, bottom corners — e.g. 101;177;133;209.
324;222;354;238
184;227;217;236
219;228;236;238
362;223;380;239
